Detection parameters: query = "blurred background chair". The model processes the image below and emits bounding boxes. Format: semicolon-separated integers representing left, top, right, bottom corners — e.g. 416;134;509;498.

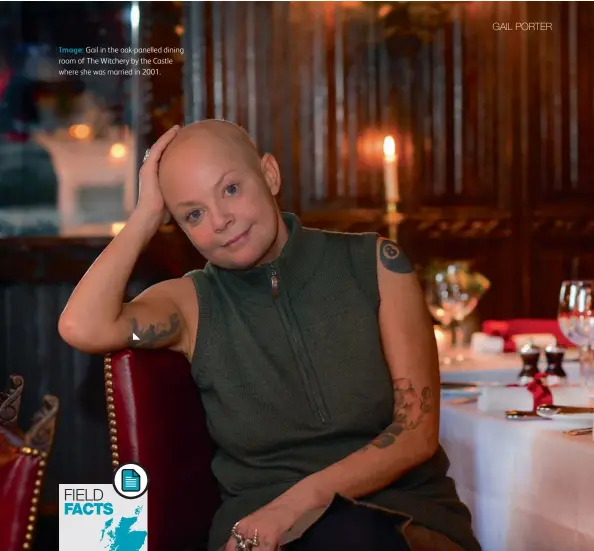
103;349;220;551
0;374;59;551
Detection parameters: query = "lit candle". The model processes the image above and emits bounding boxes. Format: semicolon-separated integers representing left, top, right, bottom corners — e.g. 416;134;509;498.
383;136;398;205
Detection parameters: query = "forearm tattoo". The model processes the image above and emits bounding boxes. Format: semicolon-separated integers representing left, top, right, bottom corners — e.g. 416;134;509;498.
379;239;413;274
127;313;180;348
367;378;433;450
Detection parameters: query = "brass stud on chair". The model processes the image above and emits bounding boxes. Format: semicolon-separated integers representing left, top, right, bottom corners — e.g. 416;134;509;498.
23;450;48;551
104;355;120;469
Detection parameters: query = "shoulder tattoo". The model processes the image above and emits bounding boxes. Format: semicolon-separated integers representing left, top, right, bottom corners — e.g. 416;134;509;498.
379;239;413;274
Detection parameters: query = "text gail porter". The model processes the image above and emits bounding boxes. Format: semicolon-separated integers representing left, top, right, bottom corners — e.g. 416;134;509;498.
492;22;552;31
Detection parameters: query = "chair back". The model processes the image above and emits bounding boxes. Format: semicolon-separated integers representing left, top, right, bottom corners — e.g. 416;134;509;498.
105;349;220;551
0;375;59;551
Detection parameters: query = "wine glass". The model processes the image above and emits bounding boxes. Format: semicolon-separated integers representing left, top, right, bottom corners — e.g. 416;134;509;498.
435;266;477;361
425;278;454;363
427;263;490;362
558;280;594;390
425;280;453;327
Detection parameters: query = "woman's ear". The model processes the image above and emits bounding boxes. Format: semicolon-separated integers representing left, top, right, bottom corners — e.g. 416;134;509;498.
260;153;281;196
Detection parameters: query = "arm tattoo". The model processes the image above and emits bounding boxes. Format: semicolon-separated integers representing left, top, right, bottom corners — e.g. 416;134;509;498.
366;378;433;450
127;314;180;348
379;239;413;274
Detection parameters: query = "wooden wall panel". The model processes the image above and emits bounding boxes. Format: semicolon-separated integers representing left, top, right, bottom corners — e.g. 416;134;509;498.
179;0;594;320
183;1;393;211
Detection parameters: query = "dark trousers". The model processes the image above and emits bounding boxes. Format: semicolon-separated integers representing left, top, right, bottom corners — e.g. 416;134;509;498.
285;496;411;551
285;496;464;551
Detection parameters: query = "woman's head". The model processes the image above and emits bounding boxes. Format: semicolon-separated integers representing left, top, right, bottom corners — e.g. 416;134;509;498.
159;120;287;270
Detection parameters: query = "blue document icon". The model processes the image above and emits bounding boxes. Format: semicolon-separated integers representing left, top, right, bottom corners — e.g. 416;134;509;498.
122;468;140;492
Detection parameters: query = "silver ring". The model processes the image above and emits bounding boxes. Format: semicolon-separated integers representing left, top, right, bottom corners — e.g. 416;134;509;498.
143;148;151;163
231;523;259;550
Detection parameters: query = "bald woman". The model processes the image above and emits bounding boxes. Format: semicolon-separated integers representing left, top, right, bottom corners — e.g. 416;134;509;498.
59;121;480;551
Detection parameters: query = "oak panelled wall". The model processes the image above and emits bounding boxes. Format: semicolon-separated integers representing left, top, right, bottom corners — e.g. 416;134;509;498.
183;0;594;320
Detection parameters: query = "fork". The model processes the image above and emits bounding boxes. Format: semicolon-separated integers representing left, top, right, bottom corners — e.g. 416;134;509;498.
563;428;593;436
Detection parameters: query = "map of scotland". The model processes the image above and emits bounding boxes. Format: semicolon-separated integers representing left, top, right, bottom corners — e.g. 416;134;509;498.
100;505;147;551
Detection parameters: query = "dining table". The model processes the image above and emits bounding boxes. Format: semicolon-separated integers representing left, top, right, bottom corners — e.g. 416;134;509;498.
439;352;594;551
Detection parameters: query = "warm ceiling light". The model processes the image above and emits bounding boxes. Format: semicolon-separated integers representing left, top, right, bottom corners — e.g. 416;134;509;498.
69;124;91;140
378;4;393;18
109;142;127;159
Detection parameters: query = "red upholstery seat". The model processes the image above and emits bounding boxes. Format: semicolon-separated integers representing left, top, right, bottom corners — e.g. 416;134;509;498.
104;349;220;551
482;319;574;352
0;375;59;551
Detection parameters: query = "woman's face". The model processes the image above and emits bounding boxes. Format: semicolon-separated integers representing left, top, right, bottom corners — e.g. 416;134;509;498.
160;140;283;270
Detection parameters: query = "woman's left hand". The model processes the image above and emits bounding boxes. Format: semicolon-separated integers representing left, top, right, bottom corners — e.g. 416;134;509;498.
224;500;303;551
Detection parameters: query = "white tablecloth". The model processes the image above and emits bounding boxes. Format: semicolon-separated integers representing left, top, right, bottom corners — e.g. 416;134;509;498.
440;353;581;385
438;354;594;551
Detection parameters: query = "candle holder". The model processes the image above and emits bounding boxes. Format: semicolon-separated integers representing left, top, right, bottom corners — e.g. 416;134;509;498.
384;202;404;240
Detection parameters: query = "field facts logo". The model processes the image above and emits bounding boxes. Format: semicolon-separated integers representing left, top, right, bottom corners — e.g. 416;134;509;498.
59;463;149;551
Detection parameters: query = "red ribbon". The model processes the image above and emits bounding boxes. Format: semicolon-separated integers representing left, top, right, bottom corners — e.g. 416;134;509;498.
507;372;553;411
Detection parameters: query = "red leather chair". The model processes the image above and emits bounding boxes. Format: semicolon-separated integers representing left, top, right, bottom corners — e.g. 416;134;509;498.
103;349;220;551
482;318;574;352
0;374;59;551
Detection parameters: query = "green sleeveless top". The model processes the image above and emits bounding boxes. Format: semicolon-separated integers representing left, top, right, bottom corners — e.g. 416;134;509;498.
186;213;479;551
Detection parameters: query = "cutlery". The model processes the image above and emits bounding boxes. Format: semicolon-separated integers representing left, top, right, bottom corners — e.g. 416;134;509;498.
563;428;593;436
505;410;544;420
448;397;478;405
536;404;594;415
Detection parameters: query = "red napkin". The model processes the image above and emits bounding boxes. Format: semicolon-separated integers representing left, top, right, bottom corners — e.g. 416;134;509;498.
483;319;574;352
507;372;553;411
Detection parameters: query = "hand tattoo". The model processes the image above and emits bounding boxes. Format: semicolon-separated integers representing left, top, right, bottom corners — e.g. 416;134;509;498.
367;378;433;450
379;239;413;274
127;314;180;348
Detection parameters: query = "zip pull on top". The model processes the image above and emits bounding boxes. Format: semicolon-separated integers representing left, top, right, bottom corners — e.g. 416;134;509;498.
269;264;279;297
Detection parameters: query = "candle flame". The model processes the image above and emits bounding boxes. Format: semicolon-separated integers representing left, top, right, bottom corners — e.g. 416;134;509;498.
383;136;396;162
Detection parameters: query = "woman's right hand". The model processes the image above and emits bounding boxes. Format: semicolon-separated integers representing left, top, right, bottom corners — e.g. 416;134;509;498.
135;125;180;223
